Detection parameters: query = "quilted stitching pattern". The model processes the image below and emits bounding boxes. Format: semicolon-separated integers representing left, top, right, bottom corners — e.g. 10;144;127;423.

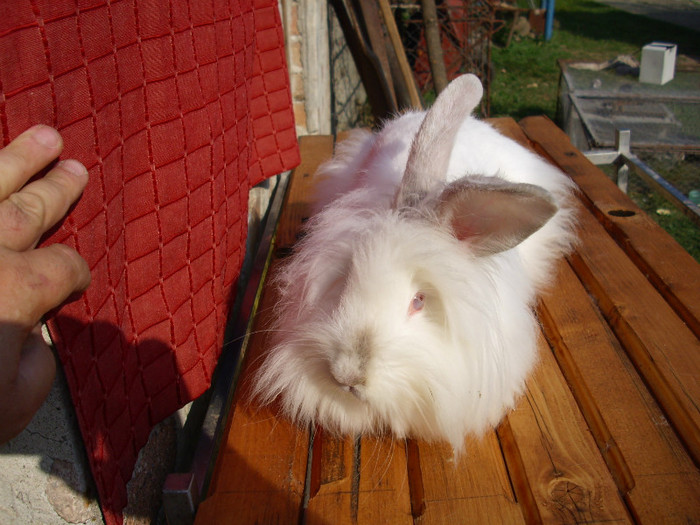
0;1;299;524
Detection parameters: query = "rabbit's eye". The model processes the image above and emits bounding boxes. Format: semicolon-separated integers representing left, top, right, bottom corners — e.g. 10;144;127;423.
409;292;426;315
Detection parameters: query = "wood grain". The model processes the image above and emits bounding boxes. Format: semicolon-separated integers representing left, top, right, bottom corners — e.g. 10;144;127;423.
196;277;310;524
499;113;700;468
519;115;700;339
198;119;700;524
276;134;335;251
417;433;524;524
356;437;413;523
305;432;413;524
305;431;357;524
539;260;700;522
503;332;632;524
570;207;700;465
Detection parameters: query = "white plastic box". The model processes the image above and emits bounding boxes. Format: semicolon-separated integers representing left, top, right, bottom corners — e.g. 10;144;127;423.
639;42;677;85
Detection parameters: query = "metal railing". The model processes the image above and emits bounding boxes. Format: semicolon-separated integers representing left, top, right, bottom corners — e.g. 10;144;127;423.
584;128;700;228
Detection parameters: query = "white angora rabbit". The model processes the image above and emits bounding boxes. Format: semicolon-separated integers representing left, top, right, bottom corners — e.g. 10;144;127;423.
253;74;577;453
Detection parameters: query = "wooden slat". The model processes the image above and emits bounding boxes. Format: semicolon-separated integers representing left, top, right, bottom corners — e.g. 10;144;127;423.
493;117;638;523
276;135;335;251
356;0;398;111
328;0;397;122
356;437;412;523
195;275;310;524
497;115;700;467
195;414;308;523
518;115;700;339
418;433;524;524
539;260;700;522
305;432;356;524
501;332;632;524
199;119;700;524
196;135;336;523
304;432;413;523
572;207;700;465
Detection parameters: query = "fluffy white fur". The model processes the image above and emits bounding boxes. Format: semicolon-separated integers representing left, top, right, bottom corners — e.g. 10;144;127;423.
253;75;576;453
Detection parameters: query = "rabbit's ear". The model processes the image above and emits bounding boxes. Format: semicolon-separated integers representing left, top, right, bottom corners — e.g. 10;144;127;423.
395;74;483;209
437;178;557;256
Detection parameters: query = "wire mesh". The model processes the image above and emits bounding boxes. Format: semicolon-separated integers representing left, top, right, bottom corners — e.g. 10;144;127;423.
329;6;371;132
391;0;503;115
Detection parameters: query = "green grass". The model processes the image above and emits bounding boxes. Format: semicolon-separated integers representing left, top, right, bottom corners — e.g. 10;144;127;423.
633;152;700;260
489;0;700;120
600;158;700;261
488;0;700;261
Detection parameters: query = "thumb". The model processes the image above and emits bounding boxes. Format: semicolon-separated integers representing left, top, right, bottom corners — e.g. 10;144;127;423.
0;243;91;332
0;324;56;443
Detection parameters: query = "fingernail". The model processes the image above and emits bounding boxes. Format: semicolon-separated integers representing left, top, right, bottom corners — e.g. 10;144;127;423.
30;125;61;149
58;159;88;178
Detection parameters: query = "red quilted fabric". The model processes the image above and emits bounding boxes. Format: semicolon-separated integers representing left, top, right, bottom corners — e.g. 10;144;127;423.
0;1;299;524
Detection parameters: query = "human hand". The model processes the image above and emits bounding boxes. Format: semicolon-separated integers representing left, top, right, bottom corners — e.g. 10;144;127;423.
0;125;91;444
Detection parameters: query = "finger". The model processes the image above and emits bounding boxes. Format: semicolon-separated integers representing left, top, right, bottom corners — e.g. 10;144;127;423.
0;324;56;444
0;244;91;331
0;125;64;200
0;158;88;251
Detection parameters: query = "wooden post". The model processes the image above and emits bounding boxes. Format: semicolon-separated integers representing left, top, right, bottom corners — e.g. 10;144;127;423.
421;0;448;94
378;0;423;109
328;0;398;122
301;0;331;134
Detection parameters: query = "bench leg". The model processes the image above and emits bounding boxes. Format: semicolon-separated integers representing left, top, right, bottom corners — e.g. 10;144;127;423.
163;473;199;525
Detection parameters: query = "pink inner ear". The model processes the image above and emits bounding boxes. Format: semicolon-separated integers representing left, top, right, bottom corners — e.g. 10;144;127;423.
439;179;557;256
450;219;482;241
447;192;503;241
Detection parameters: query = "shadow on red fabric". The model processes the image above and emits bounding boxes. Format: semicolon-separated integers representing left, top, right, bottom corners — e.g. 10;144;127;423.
0;1;300;523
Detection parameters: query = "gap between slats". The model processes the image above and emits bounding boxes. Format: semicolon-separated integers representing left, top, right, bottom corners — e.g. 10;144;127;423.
504;116;700;468
518;116;700;340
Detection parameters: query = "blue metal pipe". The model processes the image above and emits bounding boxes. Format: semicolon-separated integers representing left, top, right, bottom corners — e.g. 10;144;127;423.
541;0;555;40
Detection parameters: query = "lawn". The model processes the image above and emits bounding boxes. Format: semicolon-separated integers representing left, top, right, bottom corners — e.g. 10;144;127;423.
490;0;700;120
489;0;700;261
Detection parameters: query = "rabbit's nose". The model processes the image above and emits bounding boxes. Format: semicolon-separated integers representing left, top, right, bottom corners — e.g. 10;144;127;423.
339;383;366;401
332;371;365;390
330;360;366;397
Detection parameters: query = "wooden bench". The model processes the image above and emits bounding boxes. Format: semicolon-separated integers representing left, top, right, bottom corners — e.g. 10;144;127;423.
193;116;700;523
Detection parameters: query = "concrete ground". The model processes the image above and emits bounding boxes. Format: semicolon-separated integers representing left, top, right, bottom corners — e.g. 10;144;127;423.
0;329;181;525
0;365;104;524
598;0;700;32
